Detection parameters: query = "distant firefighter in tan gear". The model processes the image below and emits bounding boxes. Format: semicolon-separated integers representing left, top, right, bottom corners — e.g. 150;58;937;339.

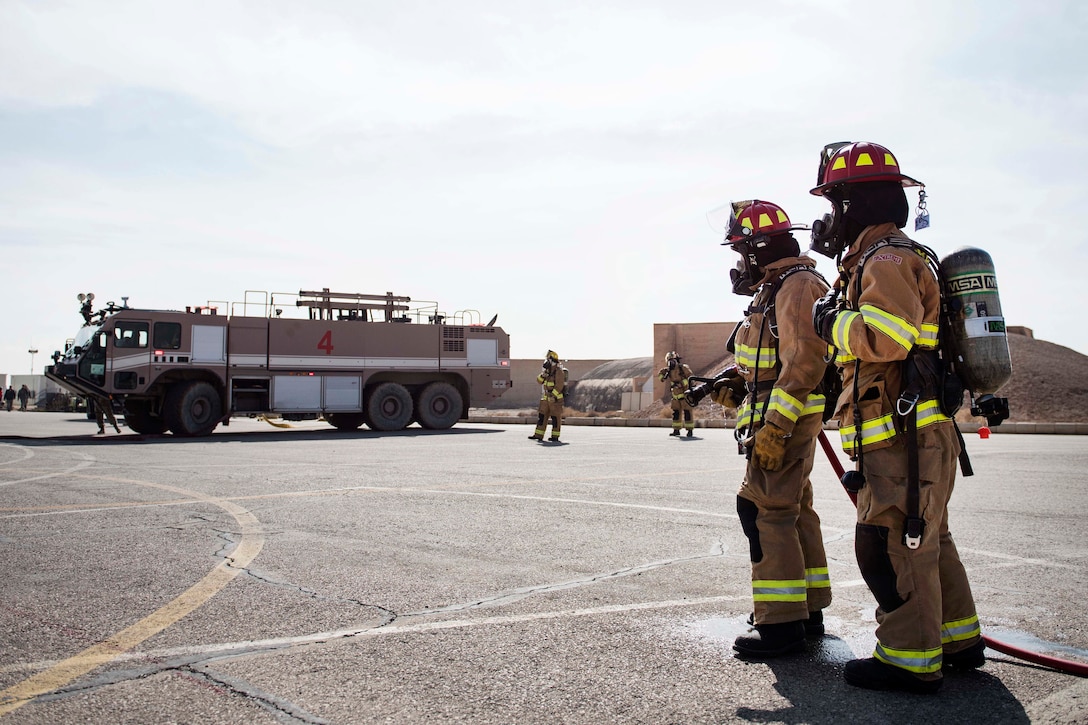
529;350;567;443
712;199;834;660
659;351;695;437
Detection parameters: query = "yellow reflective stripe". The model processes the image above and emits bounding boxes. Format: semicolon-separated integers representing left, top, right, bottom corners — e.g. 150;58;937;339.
801;394;826;417
831;310;860;352
839;411;892;446
834;348;856;365
753;579;807;602
840;413;896;449
917;323;939;349
840;399;948;451
734;343;777;369
874;642;943;674
941;614;981;644
859;303;917;351
736;404;761;428
767;388;803;423
805;567;830;588
915;399;949;428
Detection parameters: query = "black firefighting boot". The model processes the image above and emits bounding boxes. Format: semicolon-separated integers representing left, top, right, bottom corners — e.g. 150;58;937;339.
943;638;986;671
844;658;942;694
804;610;824;637
746;611;824;637
733;620;806;659
669;430;681;437
549;436;560;443
528;433;543;441
686;429;693;437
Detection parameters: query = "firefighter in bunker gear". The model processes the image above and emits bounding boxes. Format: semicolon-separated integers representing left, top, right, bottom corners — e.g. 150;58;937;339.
659;351;695;437
810;142;984;693
713;200;833;658
529;350;567;443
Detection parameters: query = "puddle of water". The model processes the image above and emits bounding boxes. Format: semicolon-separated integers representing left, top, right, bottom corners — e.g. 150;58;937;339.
680;614;876;664
985;627;1088;662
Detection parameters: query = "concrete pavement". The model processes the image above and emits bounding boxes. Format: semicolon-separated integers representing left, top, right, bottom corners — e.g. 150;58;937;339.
0;411;1085;723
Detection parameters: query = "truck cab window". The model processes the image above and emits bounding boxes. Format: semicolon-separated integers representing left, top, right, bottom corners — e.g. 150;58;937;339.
153;322;182;350
114;322;149;349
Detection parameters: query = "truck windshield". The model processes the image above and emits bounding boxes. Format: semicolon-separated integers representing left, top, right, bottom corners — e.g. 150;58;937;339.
77;330;107;386
67;325;100;358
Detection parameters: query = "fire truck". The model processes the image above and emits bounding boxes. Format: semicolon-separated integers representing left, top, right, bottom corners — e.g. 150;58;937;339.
45;289;512;436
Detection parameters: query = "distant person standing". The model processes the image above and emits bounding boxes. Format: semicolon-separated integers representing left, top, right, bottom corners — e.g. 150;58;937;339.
93;394;122;435
17;385;30;411
528;350;567;443
4;386;14;412
659;351;695;437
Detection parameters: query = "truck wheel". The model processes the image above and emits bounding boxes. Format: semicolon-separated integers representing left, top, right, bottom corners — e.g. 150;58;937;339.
327;413;365;431
415;382;462;430
165;382;222;436
366;382;413;431
124;399;167;435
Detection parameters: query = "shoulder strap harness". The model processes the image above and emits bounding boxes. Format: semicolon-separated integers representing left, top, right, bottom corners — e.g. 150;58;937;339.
850;238;973;550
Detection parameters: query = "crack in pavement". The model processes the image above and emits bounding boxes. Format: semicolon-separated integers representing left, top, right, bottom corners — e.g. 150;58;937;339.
28;654;328;725
400;541;730;618
212;529;399;622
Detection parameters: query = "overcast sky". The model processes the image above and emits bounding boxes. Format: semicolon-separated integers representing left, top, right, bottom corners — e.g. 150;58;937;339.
2;0;1086;380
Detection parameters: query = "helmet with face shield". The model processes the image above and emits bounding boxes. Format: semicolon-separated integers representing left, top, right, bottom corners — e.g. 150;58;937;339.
720;200;808;289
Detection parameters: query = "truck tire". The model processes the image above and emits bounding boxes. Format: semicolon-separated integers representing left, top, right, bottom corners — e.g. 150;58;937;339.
366;382;413;431
415;382;462;430
165;381;222;436
124;399;167;435
326;412;365;431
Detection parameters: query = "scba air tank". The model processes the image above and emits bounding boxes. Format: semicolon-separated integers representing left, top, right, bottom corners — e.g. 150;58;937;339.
939;246;1013;394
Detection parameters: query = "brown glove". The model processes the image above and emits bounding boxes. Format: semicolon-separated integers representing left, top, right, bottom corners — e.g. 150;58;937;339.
753;421;789;471
710;376;746;410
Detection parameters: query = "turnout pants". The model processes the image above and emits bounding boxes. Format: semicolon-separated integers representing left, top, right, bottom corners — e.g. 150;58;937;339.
854;423;980;678
534;399;564;439
738;413;831;625
670;396;694;432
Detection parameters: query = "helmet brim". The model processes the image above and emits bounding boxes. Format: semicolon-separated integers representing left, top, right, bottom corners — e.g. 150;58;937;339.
721;225;810;246
810;173;923;196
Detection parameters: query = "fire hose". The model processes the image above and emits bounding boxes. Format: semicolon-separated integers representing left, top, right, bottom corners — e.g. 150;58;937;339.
816;430;1088;678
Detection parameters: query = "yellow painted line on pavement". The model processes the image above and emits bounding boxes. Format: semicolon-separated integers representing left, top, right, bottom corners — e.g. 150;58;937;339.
0;485;263;717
